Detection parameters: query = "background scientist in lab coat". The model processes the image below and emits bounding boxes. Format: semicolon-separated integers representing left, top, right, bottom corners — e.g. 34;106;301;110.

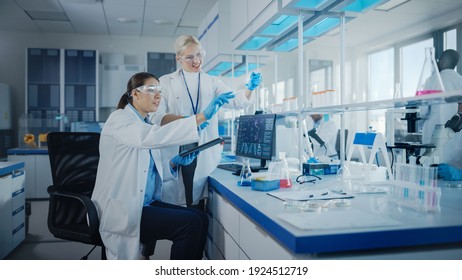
307;114;338;161
438;102;462;181
421;49;462;144
151;34;261;210
91;72;214;260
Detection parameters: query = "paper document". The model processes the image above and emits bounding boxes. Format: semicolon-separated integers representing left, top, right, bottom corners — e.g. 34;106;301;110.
267;189;353;201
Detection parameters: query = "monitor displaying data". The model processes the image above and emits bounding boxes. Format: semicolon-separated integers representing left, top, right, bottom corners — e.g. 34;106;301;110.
235;114;276;160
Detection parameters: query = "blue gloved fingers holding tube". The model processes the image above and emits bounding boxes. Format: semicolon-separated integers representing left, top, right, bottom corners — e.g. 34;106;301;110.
438;163;462;181
203;91;235;120
246;72;262;91
170;151;199;168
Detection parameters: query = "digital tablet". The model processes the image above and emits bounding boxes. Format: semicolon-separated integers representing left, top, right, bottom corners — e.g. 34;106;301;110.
179;137;224;157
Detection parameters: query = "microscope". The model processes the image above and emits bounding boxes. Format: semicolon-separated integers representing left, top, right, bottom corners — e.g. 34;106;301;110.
419;113;462;165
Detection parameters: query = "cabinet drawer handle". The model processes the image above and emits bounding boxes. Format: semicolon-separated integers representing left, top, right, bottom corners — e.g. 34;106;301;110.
12;188;24;197
12;223;24;235
12;205;25;216
12;170;25;178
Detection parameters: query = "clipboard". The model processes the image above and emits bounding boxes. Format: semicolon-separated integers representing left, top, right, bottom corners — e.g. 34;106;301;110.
179;137;224;157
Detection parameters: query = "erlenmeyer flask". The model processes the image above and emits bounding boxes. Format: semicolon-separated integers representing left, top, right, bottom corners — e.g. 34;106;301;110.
416;47;445;96
237;158;252;187
277;152;292;188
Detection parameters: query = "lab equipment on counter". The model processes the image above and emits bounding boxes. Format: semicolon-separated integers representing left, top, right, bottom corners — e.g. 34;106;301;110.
269;152;292;188
346;131;392;183
416;47;445;96
237;158;253;187
390;163;440;212
250;173;280;192
303;162;340;175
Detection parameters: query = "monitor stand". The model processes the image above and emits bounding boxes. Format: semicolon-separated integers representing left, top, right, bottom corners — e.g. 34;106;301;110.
250;159;268;172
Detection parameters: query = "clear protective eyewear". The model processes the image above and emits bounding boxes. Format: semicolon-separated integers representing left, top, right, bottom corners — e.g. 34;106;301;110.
135;84;162;95
179;49;205;64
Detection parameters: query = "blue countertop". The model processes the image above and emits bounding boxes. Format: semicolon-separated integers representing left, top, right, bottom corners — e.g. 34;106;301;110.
0;161;25;177
208;168;462;256
7;147;48;155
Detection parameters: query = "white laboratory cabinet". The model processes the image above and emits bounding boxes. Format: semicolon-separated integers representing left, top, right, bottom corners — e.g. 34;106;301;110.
0;162;26;259
206;185;292;260
7;149;52;199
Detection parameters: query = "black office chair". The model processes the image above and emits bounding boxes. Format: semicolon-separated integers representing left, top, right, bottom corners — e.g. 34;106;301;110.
46;132;106;260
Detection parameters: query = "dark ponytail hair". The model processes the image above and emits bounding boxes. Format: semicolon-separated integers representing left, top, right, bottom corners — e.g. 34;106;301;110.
117;72;159;109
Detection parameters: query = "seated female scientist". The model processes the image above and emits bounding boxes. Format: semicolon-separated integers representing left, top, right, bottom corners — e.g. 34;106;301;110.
91;72;230;260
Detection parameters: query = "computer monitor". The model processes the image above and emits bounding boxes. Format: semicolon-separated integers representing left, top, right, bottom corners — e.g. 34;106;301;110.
235;113;276;169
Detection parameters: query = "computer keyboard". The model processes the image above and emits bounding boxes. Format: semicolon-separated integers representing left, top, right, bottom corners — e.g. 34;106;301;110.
217;163;267;174
217;163;242;173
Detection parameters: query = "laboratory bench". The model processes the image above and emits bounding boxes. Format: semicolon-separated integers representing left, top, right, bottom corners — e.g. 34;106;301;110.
7;147;52;200
206;168;462;260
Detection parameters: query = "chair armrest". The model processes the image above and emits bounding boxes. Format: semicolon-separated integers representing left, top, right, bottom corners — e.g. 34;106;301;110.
48;190;100;240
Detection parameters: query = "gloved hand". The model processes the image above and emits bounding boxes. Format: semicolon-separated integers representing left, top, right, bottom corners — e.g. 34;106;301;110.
246;72;262;91
198;121;209;131
170;151;199;167
203;91;235;120
438;163;462;181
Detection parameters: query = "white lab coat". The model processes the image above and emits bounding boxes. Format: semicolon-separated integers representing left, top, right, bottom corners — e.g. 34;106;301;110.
151;69;253;205
307;118;338;160
421;69;462;143
91;106;199;260
442;127;462;169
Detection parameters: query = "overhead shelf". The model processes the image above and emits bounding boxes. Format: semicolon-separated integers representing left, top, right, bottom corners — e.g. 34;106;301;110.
231;0;391;52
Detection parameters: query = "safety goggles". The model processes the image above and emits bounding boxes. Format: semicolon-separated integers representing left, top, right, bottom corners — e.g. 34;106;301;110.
135;84;162;95
179;49;205;64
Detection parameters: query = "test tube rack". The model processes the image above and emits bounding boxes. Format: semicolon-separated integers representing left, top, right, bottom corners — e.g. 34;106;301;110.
389;163;441;212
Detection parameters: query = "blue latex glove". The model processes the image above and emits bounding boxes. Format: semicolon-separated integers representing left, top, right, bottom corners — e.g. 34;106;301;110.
203;91;235;120
438;163;462;181
198;121;209;132
171;151;199;167
246;72;262;91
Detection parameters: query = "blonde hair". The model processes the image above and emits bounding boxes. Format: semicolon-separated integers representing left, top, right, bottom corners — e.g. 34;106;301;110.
174;35;202;56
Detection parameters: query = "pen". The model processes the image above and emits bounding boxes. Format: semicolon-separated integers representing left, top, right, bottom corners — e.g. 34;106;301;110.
332;190;346;195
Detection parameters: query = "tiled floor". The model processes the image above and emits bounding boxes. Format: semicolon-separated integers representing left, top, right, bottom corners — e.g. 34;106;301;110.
4;200;171;260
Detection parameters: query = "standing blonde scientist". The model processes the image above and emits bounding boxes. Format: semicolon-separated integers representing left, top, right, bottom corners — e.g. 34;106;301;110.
151;35;262;210
91;72;226;259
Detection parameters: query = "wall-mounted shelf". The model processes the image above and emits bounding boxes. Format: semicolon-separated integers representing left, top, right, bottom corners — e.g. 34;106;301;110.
300;90;462;114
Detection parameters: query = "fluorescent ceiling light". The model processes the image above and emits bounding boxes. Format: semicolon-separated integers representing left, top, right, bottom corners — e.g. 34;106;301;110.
25;10;69;21
374;0;409;11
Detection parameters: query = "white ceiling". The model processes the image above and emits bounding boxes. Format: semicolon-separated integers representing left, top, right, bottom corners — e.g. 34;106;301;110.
0;0;461;52
0;0;217;38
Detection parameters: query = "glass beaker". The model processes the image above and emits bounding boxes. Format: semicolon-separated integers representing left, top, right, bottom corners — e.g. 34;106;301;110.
416;47;445;96
237;158;252;187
